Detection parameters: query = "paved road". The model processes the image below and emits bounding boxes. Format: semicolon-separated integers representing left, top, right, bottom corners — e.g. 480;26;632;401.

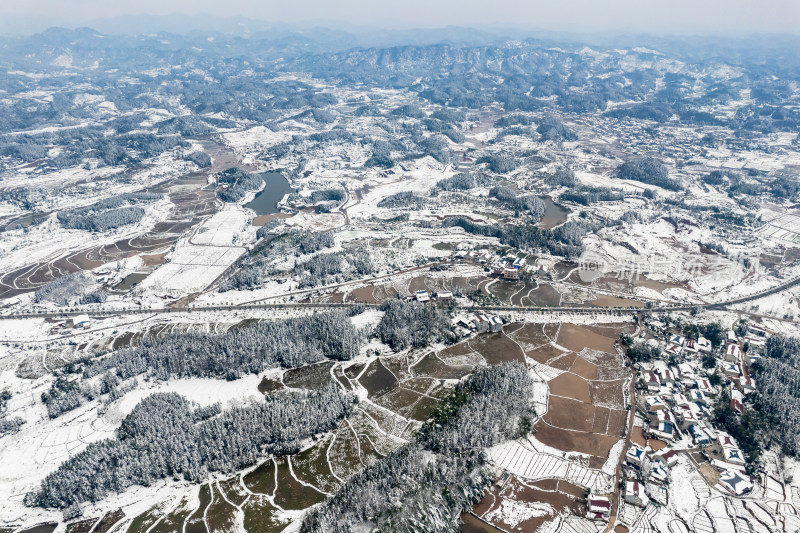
4;273;799;321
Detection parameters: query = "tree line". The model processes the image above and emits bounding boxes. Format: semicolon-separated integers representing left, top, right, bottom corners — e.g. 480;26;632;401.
301;362;537;533
29;384;355;509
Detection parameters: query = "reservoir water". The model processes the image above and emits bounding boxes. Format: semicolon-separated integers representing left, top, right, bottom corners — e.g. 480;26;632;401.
245;172;295;215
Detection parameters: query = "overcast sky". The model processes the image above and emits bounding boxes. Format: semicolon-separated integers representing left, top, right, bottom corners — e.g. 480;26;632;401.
2;0;799;35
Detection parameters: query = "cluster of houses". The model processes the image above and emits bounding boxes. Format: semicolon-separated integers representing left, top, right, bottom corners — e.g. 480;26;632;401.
621;325;762;506
453;249;527;281
407;289;453;303
452;313;504;337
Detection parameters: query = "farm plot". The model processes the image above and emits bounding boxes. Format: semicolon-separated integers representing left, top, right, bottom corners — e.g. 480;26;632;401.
472;475;582;533
139;244;245;293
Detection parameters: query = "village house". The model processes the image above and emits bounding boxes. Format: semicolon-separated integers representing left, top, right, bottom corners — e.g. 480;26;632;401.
719;470;753;496
624;481;648;507
643;372;661;393
587;496;611;521
696;336;713;353
653;448;679;468
650;462;668;484
724;343;742;362
677;362;695;379
472;314;489;333
645;395;667;413
689;424;712;447
673;392;691;408
694;378;713;394
690;389;708;406
414;290;430;303
626;444;646;469
730;388;744;414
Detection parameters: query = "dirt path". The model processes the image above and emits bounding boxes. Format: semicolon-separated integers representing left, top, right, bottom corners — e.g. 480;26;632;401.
603;370;636;533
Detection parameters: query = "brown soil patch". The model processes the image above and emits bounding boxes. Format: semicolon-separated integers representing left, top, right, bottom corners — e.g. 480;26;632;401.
569;356;599;380
556;480;587;499
468;332;525;365
407;276;431;294
525;284;562;307
439;341;477;359
527;345;569;365
544;397;595;432
349;285;378;303
252;213;291;226
649;439;668;451
589;380;626;408
411;352;473;380
607;410;628;437
546;351;577;370
535;423;620;458
631;427;647;447
557;323;618;353
529;479;559;491
460;513;504;533
615;525;629;533
592;406;611;433
141;253;167;266
549;373;591;403
506;323;549;348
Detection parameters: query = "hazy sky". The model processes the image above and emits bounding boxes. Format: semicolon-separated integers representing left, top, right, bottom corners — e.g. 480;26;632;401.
2;0;800;35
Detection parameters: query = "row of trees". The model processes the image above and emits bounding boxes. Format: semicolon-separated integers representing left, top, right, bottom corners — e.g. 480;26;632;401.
489;185;546;219
29;384;355;509
376;300;456;351
301;362;537;533
561;186;624;205
751;335;800;456
216;167;264;203
615;157;681;191
294;248;375;288
34;272;96;306
443;217;596;258
0;389;23;436
56;192;160;232
86;311;361;381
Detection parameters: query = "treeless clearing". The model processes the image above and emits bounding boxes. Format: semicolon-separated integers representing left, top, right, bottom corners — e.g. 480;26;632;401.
557;324;618;353
544;397;595;432
468;332;525;365
251;212;291;226
578;347;620;367
349;285;378;303
549;373;591;403
358;358;399;398
411;352;473;380
283;361;334;390
569;356;599;380
649;439;668;451
592;406;611;433
529;479;559;491
535;423;620;458
525;284;562;307
589;380;626;408
527;344;570;365
506;323;550;350
407;275;431;294
141;253;167;266
631;427;647;447
381;354;413;382
544;350;576;370
607;410;628;437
